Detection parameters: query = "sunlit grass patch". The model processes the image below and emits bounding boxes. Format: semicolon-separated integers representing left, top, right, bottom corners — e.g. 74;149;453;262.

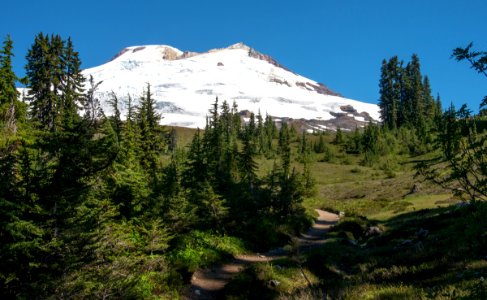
369;194;457;220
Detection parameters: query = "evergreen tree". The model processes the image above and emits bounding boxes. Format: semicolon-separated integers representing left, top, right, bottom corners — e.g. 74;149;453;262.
122;94;138;162
246;112;257;140
453;42;487;113
379;58;399;129
422;76;436;121
183;128;229;230
278;122;291;176
418;104;486;201
25;33;63;131
419;43;487;201
167;127;177;152
182;129;208;188
239;130;258;189
231;100;241;134
107;91;122;141
398;60;412;126
0;139;50;298
435;94;443;118
313;132;326;153
1;34;120;298
298;131;311;163
0;35;17;107
58;37;84;130
262;113;276;156
406;54;425;128
379;54;441;134
0;35;24;136
361;122;381;166
334;127;344;145
137;83;163;180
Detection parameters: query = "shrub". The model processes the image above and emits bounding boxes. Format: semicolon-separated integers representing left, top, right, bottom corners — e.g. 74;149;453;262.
170;231;246;272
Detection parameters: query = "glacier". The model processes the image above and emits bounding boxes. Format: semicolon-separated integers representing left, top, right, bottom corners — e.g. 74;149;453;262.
82;43;380;129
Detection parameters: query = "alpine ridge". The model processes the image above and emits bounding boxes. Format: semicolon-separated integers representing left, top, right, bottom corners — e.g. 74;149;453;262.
82;43;380;130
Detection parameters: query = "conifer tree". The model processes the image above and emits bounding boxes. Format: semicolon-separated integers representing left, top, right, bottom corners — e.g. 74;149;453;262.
107;91;122;141
361;122;381;165
122;94;138;161
2;35;120;298
239;130;258;189
262;113;276;156
422;76;436;120
203;98;222;177
435;94;443;118
231;101;241;135
334;127;344;145
25;33;52;129
0;35;23;135
379;54;440;132
0;44;44;292
182;129;208;188
278;122;291;176
246;112;257;140
137;83;163;179
0;35;17;106
378;57;401;129
183;128;229;230
58;37;84;129
298;131;311;162
313;132;326;153
406;54;425;127
419;43;487;201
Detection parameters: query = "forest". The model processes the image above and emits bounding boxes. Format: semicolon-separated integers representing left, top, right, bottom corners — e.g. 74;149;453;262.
0;33;486;299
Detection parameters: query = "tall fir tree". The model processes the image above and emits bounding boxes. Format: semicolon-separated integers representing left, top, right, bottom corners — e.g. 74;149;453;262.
25;33;62;131
58;37;84;130
407;54;425;127
0;35;24;135
378;57;402;129
107;91;122;141
278;122;291;176
137;83;163;180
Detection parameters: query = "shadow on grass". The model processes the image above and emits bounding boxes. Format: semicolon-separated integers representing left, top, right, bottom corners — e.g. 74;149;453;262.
218;203;486;299
302;202;487;298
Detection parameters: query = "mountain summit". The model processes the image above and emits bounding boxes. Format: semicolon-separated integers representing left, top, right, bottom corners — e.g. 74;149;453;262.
83;43;380;130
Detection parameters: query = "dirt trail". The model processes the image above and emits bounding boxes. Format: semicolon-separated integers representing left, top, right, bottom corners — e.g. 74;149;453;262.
183;209;339;299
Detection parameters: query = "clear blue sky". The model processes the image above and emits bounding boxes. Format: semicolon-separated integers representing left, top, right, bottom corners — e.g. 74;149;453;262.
2;0;486;112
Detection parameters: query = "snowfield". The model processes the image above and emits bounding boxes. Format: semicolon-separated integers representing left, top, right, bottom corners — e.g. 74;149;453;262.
82;43;380;128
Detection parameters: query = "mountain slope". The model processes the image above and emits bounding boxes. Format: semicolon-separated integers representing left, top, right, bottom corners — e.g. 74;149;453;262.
82;43;380;130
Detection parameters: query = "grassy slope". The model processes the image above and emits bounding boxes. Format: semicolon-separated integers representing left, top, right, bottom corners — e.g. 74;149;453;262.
302;157;485;299
225;156;487;299
172;127;486;299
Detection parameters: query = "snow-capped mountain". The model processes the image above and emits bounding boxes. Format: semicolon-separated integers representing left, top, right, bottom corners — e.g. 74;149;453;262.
82;42;380;130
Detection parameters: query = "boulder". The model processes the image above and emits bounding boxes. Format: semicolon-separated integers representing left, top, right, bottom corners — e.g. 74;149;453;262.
366;226;383;237
269;279;281;287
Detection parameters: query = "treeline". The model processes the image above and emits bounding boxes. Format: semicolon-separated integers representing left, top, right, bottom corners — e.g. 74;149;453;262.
378;49;486;202
417;43;487;202
379;54;442;132
0;33;312;298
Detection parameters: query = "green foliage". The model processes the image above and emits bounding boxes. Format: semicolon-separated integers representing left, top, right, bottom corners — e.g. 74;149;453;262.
170;231;246;272
453;42;487;112
137;83;165;180
0;35;26;137
415;44;487;202
417;105;486;201
6;33;452;299
55;204;175;299
25;33;85;132
378;54;441;140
